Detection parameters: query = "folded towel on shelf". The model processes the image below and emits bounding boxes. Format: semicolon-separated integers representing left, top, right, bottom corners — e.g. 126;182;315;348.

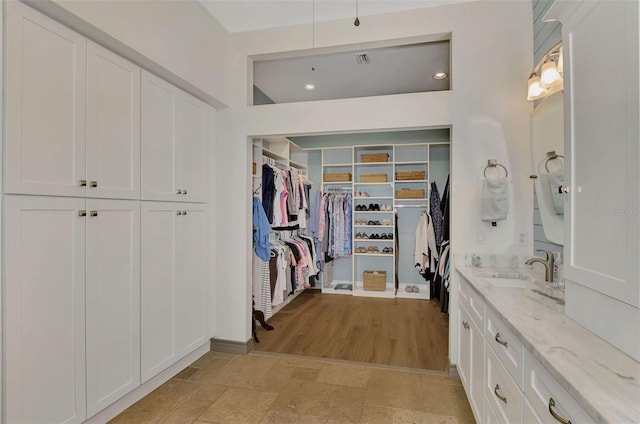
548;170;565;215
481;176;509;225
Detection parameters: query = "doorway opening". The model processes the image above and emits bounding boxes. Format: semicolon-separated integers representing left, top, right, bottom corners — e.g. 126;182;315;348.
250;129;451;371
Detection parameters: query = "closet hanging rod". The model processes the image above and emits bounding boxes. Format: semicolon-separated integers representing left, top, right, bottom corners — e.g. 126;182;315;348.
325;187;352;191
394;204;428;209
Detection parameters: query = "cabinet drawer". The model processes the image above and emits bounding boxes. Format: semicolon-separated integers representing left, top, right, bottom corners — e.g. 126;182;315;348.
459;277;485;329
485;344;523;424
524;350;596;424
485;307;524;388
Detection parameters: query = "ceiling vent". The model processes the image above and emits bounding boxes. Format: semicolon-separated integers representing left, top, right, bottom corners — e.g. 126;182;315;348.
355;53;370;65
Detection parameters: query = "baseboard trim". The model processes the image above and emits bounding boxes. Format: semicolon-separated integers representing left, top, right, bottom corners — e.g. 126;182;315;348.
211;337;254;355
85;342;210;423
448;361;460;380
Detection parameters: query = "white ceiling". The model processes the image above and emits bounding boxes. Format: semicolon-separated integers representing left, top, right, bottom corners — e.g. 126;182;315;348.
200;0;478;33
253;41;450;103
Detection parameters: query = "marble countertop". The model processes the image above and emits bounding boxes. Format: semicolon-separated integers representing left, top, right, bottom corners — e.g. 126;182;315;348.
456;265;640;423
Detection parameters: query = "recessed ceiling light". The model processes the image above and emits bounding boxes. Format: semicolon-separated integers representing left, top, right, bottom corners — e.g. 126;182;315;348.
433;72;448;80
304;84;316;91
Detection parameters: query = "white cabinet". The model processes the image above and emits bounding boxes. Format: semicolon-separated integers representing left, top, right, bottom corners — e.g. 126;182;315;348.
5;196;87;424
547;0;640;361
5;2;141;199
457;279;485;422
141;72;210;203
485;343;523;424
86;42;141;199
560;0;639;308
4;196;141;422
85;200;140;416
5;1;86;197
141;202;208;382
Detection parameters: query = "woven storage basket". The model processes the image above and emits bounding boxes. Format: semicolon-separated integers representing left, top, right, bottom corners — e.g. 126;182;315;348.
396;188;425;199
323;172;352;182
361;153;390;163
360;173;387;183
363;271;386;291
396;170;425;181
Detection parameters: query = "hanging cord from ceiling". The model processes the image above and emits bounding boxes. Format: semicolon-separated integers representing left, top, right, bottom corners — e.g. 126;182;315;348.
311;0;316;71
354;0;360;26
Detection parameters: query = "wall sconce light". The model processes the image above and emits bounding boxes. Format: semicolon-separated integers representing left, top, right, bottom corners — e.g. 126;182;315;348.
527;42;563;101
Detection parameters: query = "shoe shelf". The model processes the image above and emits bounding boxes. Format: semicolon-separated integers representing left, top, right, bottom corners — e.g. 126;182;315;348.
354;253;395;257
394;179;429;183
354;162;392;166
354;196;393;200
395;284;430;300
354;238;394;242
352;286;395;299
354;225;394;228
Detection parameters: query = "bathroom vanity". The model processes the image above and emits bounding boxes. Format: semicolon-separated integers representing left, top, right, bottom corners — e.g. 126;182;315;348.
456;265;640;423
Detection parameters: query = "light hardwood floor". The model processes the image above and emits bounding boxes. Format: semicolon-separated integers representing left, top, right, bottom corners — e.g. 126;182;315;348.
254;290;449;371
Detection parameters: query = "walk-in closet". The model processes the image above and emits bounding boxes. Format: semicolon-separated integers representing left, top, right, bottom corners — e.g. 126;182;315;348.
251;130;452;371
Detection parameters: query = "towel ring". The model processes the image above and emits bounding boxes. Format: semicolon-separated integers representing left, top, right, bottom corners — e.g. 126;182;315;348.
483;160;509;178
544;154;564;173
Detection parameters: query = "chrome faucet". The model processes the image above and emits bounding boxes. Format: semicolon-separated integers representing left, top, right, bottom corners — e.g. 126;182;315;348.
525;249;555;283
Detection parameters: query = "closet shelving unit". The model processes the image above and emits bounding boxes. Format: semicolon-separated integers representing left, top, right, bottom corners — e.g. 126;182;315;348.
252;137;312;317
315;142;450;300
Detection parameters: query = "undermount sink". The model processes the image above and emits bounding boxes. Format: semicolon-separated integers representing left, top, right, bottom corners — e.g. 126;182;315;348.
484;277;527;288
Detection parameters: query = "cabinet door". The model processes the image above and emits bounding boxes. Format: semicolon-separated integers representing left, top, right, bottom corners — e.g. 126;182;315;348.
5;196;86;423
141;72;180;201
5;2;86;197
468;319;485;422
457;306;471;391
86;42;141;200
563;0;640;307
177;94;210;203
85;199;140;416
175;204;208;356
141;202;178;382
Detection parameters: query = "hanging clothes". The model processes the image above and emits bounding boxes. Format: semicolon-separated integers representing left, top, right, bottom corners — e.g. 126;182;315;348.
430;181;443;251
316;192;352;260
414;210;437;277
252;197;272;261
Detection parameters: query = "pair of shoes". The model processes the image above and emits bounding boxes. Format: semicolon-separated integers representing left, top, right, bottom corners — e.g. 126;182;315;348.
380;233;389;239
356;219;367;225
367;203;380;211
404;285;420;293
355;191;369;197
382;247;394;254
381;219;392;226
355;205;367;211
356;233;368;239
366;246;380;253
355;247;367;253
369;233;380;239
380;204;393;211
367;220;381;225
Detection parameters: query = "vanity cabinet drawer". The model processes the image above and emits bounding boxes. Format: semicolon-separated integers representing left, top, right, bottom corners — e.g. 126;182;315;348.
485;307;524;388
485;343;523;424
525;350;596;424
459;277;485;329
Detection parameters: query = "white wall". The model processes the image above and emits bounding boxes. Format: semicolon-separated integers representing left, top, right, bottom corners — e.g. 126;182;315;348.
215;0;534;358
45;0;231;106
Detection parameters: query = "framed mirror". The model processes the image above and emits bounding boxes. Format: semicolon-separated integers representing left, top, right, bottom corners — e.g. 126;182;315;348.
531;91;564;245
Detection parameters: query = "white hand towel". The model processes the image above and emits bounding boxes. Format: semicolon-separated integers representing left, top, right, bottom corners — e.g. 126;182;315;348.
481;176;509;223
548;170;565;215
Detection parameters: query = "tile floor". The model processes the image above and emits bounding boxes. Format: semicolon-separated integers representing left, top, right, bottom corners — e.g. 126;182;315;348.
109;351;475;424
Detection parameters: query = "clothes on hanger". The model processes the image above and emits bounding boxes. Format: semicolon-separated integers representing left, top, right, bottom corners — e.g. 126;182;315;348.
430;181;443;251
316;192;353;259
252;196;272;261
414;210;437;277
261;162;311;228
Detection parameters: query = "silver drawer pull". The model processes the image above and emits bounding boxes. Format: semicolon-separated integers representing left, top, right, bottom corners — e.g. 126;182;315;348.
462;321;470;330
78;210;87;217
79;179;87;187
494;384;507;404
89;180;98;188
183;189;188;195
495;332;508;348
177;189;183;194
90;210;98;217
548;398;572;424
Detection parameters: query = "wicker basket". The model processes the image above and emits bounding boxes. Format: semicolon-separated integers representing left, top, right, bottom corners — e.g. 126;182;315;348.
361;153;390;163
396;170;425;181
252;162;257;175
363;271;386;291
360;173;387;183
323;172;352;182
396;188;425;199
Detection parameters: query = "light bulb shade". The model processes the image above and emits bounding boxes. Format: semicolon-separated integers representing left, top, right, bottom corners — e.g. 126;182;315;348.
557;47;563;75
527;75;548;101
540;61;561;87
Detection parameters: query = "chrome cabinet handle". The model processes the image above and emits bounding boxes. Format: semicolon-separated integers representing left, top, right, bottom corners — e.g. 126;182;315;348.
183;189;187;195
89;180;98;188
494;384;507;404
78;210;87;217
548;398;572;424
495;332;508;348
177;189;183;194
79;179;87;187
182;211;187;215
176;210;182;216
90;210;98;217
559;185;569;194
462;321;469;330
